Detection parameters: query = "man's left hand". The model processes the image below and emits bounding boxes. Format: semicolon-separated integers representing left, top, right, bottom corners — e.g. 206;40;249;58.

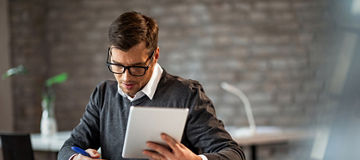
143;133;202;160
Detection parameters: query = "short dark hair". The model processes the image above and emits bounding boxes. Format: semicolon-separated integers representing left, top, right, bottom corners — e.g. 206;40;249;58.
108;11;159;52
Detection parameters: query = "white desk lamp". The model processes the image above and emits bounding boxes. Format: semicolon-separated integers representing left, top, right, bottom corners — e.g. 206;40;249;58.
221;82;256;136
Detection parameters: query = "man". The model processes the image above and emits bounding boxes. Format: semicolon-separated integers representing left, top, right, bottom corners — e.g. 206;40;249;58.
58;11;246;160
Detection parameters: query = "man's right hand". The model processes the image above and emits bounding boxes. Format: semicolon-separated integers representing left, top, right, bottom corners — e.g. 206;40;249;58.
71;149;105;160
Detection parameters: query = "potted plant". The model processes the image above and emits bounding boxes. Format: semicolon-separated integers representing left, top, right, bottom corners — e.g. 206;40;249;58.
3;65;68;137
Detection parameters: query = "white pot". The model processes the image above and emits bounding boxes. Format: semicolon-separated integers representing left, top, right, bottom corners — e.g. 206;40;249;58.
40;109;57;137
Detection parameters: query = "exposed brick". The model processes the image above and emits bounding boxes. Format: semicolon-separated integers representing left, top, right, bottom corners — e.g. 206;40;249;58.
245;59;269;71
269;1;291;10
252;104;281;116
276;92;294;105
234;2;251;11
251;45;278;56
248;92;272;104
271;11;296;21
295;92;319;104
250;11;268;21
254;1;268;10
269;57;307;70
8;0;332;159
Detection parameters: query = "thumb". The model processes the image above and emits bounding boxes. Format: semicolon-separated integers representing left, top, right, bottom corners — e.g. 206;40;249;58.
85;149;101;158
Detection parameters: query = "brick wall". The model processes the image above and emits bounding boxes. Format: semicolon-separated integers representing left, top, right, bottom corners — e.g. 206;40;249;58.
8;0;332;159
9;0;48;131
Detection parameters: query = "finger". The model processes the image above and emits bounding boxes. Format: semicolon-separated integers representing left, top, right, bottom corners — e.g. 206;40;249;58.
160;133;179;150
143;149;166;160
146;142;173;158
85;149;101;158
74;154;97;160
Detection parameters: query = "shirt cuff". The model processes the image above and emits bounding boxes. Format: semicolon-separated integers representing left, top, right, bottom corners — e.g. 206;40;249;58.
199;154;208;160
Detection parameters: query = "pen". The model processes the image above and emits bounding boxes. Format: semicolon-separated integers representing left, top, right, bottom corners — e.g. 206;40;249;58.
71;146;91;157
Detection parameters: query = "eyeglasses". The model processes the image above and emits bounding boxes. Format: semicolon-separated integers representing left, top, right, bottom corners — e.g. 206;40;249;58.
106;47;155;76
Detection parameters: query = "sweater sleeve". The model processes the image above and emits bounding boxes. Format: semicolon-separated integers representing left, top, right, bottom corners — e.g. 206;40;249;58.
57;86;102;160
184;82;246;160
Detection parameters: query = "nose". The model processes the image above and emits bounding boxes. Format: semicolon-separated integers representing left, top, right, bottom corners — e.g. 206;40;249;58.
120;69;132;81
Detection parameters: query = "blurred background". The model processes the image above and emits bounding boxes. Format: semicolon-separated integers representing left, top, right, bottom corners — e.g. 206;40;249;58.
0;0;359;159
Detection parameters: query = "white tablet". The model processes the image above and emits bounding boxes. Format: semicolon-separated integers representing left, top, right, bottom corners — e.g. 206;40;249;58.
122;106;189;159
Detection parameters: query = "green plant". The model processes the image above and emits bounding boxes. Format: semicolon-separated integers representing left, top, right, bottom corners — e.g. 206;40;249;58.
2;65;68;111
42;73;68;112
2;65;27;79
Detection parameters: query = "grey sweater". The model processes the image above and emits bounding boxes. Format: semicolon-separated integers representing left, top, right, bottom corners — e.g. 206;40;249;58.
57;71;246;160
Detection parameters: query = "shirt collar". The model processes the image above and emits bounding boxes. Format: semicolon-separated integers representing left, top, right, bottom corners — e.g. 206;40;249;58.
118;63;163;101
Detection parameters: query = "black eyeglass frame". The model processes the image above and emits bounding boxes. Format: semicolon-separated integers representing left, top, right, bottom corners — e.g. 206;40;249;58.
106;47;156;77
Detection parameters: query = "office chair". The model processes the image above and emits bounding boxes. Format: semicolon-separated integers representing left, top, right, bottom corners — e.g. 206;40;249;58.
0;133;34;160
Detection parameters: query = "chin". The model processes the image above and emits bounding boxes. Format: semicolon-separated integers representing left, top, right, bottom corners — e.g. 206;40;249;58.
128;90;139;96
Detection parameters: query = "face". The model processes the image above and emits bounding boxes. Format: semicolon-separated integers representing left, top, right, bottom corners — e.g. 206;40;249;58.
109;42;159;97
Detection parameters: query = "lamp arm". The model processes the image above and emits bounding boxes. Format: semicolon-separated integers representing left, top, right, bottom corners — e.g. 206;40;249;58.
221;82;256;133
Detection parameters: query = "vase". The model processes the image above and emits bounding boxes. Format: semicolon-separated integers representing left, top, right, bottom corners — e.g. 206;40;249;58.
40;99;57;137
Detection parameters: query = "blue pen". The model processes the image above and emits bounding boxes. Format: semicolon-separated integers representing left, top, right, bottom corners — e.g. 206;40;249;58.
71;146;91;157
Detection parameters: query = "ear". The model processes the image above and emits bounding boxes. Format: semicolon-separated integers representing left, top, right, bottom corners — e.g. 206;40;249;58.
154;47;160;61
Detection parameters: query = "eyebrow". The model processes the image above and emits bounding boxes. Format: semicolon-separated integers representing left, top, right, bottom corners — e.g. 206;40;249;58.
110;59;146;66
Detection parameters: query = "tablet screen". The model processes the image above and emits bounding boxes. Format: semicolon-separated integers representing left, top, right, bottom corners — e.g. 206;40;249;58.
122;106;189;159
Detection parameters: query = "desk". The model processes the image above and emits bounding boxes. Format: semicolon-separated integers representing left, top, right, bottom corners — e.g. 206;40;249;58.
30;131;71;152
227;126;312;160
30;127;311;160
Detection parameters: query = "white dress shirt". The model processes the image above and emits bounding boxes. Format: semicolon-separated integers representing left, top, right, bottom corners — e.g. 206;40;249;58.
118;63;163;101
